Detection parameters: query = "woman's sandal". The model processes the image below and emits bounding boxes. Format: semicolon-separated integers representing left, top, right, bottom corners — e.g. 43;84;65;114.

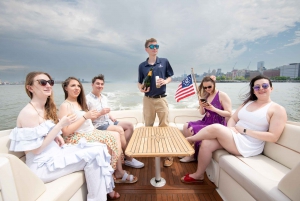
114;171;138;184
107;191;120;200
181;174;204;183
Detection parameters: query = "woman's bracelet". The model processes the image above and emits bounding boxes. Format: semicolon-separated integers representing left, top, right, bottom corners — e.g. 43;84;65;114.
83;115;87;120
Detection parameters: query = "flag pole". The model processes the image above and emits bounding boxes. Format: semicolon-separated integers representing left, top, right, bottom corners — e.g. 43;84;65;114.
191;68;200;101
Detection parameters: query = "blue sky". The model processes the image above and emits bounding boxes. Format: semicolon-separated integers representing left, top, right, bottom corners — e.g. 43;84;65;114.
0;0;300;82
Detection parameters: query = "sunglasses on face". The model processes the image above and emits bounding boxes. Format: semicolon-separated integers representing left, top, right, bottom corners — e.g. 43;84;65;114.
148;44;159;49
203;86;212;90
253;83;269;91
36;79;54;86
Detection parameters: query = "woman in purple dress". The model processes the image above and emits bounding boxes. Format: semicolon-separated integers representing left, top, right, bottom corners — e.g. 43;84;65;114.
180;76;232;162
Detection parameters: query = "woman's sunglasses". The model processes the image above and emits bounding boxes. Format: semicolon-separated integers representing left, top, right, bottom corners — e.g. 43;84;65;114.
203;86;212;90
36;79;55;86
253;83;269;91
148;44;159;49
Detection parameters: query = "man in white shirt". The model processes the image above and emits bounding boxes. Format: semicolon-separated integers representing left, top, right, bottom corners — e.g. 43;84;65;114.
86;74;144;169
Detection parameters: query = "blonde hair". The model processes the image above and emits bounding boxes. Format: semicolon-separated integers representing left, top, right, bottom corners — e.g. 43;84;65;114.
198;76;216;98
25;72;58;123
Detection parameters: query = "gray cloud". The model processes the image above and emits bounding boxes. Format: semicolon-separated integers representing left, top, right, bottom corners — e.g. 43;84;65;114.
0;0;300;82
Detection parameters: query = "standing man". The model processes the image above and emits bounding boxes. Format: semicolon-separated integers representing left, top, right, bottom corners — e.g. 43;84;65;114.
87;74;144;169
138;38;174;167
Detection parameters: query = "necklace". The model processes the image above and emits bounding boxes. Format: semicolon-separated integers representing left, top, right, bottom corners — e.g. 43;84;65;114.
29;102;45;120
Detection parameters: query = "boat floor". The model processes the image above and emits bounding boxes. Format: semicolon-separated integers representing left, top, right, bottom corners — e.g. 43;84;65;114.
115;157;223;201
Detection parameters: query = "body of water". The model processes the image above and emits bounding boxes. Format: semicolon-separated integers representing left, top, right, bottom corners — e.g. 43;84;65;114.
0;82;299;130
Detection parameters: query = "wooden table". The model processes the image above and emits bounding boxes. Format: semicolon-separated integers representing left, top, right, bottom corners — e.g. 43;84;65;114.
125;127;194;187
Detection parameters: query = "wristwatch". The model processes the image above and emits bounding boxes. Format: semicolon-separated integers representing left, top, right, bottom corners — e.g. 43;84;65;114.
243;128;247;135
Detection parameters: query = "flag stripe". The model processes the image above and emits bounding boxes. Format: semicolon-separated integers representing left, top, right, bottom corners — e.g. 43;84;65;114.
175;91;195;99
175;89;195;98
174;74;196;102
175;85;194;94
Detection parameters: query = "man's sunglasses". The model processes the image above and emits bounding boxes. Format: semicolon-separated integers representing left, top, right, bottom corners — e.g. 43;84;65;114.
148;44;159;49
203;86;212;90
36;79;55;86
253;83;269;91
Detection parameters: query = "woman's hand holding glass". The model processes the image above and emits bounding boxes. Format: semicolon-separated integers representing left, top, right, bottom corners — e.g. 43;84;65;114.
85;110;98;119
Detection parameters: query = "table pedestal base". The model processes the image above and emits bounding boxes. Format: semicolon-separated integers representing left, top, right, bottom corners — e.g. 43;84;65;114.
150;157;166;187
150;177;166;187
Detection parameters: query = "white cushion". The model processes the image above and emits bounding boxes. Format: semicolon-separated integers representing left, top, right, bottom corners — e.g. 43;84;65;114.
219;155;290;201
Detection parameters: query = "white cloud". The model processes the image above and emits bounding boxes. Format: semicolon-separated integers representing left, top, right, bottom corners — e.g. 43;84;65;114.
284;30;300;46
266;48;277;54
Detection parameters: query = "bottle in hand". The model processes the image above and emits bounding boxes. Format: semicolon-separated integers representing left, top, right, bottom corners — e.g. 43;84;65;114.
142;68;153;90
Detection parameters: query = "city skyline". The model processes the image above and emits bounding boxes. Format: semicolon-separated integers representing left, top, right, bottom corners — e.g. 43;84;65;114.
2;61;299;84
0;1;300;82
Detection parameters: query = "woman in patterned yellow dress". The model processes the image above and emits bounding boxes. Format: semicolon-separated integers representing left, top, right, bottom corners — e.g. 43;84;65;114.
58;77;138;184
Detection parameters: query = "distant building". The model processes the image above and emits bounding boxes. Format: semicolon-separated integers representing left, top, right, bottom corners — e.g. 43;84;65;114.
216;69;222;77
236;69;246;77
226;72;232;79
249;71;261;79
279;63;300;78
211;69;216;75
231;69;239;79
263;69;280;78
257;61;264;71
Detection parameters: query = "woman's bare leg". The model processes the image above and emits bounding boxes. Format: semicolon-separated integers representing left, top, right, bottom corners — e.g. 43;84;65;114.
107;131;124;176
108;130;136;180
189;139;222;179
186;124;241;179
182;123;193;138
181;123;195;161
108;131;122;154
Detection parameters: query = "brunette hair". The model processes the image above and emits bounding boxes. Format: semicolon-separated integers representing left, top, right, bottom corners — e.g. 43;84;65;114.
241;75;273;105
92;74;105;84
145;38;157;48
198;76;216;98
25;71;58;123
62;77;89;112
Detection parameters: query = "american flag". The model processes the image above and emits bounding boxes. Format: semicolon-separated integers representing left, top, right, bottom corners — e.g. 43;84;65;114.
175;74;196;102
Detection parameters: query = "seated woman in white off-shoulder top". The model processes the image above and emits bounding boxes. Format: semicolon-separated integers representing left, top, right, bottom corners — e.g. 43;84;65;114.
9;71;120;200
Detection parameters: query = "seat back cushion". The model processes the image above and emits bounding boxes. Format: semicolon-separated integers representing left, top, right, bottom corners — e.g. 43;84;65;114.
0;154;46;201
111;110;144;125
263;124;300;169
278;161;300;201
168;109;204;124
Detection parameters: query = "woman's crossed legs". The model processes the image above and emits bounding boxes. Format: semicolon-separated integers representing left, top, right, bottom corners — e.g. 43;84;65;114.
183;124;240;181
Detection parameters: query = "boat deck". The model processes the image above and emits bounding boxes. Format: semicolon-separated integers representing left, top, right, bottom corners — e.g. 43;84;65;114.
115;157;223;201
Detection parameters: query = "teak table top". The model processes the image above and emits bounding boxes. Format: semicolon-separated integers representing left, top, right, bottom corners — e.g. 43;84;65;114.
125;127;194;157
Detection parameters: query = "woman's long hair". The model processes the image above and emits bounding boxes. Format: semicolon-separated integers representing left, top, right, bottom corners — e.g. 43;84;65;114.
25;72;58;123
241;75;272;105
62;77;89;112
198;76;216;98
